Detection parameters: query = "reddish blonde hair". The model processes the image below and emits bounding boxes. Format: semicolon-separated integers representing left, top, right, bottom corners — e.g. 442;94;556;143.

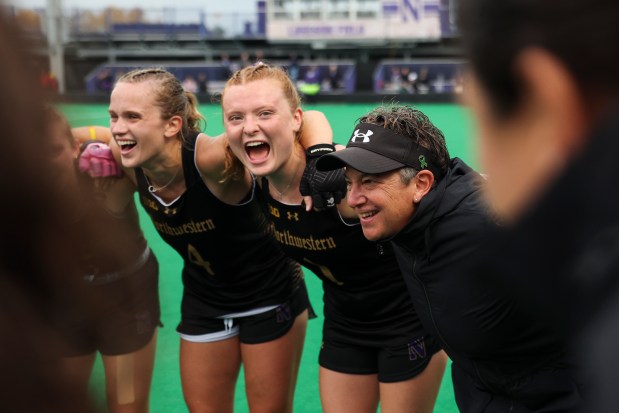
220;62;303;181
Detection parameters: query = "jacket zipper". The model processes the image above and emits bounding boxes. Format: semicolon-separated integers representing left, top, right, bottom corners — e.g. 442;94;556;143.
412;256;452;353
413;256;494;390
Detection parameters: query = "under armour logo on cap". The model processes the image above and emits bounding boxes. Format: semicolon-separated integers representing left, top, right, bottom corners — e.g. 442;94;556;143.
351;128;373;143
316;122;444;178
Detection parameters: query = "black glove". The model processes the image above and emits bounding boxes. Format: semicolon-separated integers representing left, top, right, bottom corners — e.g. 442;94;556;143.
299;144;346;209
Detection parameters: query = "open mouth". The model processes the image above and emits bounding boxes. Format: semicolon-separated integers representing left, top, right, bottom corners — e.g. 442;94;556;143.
116;139;137;154
245;141;270;162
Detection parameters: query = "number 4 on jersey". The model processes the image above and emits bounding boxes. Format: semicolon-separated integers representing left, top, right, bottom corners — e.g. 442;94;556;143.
188;244;215;276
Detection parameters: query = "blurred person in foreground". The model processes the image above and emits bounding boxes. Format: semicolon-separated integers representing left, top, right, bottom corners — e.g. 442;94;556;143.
317;105;584;412
0;11;99;413
457;0;619;411
47;108;161;413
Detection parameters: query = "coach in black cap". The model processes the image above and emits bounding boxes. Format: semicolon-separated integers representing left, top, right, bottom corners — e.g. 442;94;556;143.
317;106;471;242
317;121;444;177
317;105;584;413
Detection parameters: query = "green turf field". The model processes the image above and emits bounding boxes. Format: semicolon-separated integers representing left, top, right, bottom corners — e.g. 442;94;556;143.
60;102;476;413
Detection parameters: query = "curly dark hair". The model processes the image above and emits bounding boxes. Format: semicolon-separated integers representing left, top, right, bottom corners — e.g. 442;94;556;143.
358;105;451;176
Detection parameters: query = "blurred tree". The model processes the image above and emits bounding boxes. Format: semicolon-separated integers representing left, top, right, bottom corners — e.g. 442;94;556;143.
15;10;42;31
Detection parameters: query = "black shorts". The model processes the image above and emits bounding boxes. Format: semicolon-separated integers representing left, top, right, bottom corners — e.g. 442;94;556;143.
57;251;161;356
319;334;441;383
177;282;310;344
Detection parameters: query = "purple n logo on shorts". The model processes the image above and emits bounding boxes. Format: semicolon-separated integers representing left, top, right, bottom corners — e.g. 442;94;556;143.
135;311;151;334
408;337;427;360
276;303;291;323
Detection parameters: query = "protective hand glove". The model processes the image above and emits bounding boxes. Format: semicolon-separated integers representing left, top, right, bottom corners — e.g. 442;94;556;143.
78;141;123;178
299;144;346;210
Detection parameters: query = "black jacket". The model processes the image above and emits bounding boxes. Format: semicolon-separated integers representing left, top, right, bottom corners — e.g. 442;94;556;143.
390;158;574;394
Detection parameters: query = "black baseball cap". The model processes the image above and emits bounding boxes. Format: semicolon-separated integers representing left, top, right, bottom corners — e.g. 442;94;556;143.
316;122;442;177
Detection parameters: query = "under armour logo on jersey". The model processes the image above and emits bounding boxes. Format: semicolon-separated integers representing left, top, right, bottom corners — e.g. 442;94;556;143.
164;207;178;216
351;129;373;143
287;211;299;221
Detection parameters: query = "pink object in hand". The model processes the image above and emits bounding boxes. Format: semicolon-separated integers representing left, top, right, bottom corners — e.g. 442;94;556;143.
78;143;123;178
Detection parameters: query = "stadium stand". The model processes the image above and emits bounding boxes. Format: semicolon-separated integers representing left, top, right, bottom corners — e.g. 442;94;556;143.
109;23;209;42
9;0;463;102
85;59;356;97
373;59;464;95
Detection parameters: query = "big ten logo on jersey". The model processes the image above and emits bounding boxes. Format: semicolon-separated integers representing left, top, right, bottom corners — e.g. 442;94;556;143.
141;195;159;212
268;203;280;218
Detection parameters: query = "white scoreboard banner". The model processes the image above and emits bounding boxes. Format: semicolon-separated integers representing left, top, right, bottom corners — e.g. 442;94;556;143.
266;0;442;42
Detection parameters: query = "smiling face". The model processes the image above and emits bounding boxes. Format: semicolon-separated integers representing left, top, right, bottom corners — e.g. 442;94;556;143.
108;81;171;170
345;167;417;241
222;78;302;178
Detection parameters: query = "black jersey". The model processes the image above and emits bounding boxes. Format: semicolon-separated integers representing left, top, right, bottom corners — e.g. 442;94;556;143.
74;171;148;277
258;178;422;344
135;133;303;318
